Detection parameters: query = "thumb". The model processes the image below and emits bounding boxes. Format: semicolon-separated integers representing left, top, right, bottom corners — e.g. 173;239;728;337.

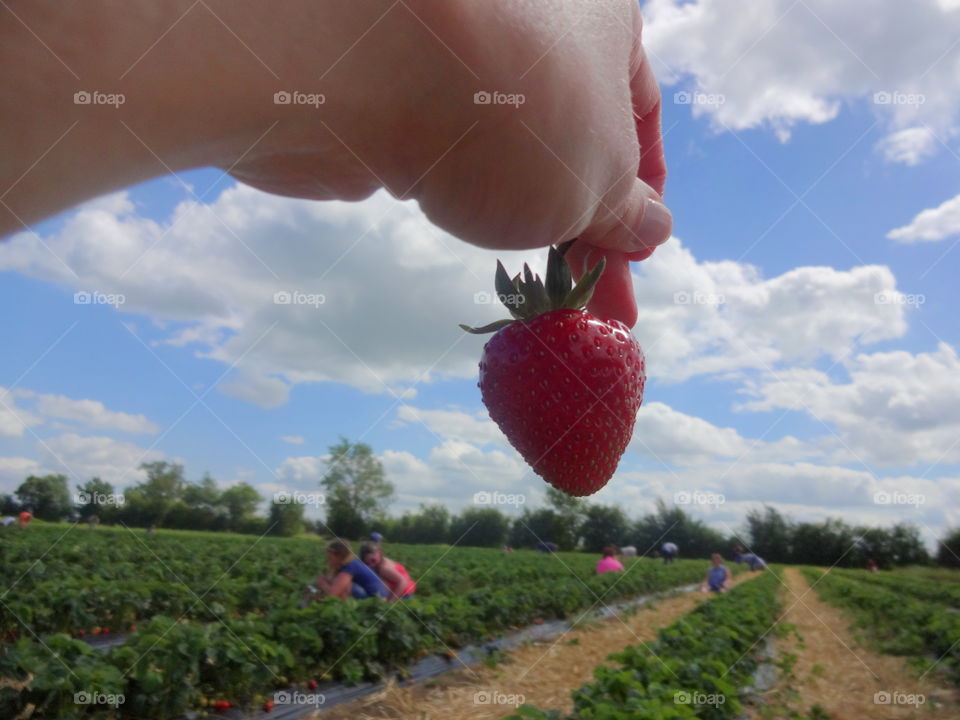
565;242;638;329
578;177;672;254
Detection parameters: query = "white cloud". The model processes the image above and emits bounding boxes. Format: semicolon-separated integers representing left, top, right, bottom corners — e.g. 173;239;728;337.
739;343;960;466
0;187;543;405
0;187;912;406
887;192;960;243
876;127;939;166
0;388;42;438
630;401;816;466
0;457;46;494
24;392;160;434
219;372;291;409
634;240;907;381
35;433;163;487
644;0;960;153
280;435;305;445
394;405;506;447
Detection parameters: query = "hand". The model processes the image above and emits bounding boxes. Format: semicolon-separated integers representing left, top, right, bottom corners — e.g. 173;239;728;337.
2;0;670;326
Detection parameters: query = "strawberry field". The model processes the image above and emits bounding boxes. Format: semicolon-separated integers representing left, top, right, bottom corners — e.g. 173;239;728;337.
0;524;710;719
803;567;960;682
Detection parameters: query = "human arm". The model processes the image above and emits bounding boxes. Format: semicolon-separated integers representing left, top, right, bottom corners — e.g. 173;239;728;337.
1;0;669;326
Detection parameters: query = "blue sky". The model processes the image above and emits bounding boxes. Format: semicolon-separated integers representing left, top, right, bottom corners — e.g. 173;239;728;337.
2;0;959;547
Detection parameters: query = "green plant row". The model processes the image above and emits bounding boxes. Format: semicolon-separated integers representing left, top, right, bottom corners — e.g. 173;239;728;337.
0;551;711;718
1;526;719;636
828;567;960;607
801;567;960;683
507;569;782;720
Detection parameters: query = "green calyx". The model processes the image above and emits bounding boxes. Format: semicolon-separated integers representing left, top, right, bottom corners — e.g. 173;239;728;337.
460;242;606;334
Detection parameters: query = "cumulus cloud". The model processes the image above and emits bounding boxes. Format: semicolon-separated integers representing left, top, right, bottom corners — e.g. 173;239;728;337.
887;192;960;243
0;388;42;438
0;186;912;406
21;391;160;434
34;433;163;487
631;401;816;466
739;343;960;466
0;457;46;494
280;435;305;445
633;241;907;381
643;0;960;153
876;127;939;166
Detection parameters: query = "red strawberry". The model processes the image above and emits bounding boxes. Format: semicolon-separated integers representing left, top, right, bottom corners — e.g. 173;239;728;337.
462;246;644;496
263;700;275;712
129;625;137;633
307;679;318;690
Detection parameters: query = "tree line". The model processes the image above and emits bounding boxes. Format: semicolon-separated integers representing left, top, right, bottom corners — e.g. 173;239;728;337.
1;438;957;568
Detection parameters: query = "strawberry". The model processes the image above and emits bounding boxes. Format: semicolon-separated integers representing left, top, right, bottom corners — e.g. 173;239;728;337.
462;246;644;496
263;700;275;712
307;679;318;690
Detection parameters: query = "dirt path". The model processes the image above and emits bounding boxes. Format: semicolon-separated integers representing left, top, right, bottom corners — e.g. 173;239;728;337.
755;568;959;719
314;572;758;720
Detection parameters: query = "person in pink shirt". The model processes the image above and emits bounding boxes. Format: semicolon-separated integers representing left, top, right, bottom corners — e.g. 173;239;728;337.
597;544;625;574
360;542;416;601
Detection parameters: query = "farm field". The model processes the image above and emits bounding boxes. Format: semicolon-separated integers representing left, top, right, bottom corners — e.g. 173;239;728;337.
0;524;710;718
4;524;960;719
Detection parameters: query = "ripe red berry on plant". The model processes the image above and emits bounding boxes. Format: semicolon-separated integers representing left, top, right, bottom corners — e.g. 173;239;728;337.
461;243;645;497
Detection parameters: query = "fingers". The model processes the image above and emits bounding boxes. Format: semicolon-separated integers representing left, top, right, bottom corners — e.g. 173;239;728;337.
579;177;673;255
631;4;668;197
565;242;638;328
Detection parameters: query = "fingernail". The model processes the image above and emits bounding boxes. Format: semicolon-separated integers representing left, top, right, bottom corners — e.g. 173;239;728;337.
637;198;672;247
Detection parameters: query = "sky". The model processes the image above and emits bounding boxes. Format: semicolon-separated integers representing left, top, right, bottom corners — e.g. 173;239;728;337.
1;0;959;548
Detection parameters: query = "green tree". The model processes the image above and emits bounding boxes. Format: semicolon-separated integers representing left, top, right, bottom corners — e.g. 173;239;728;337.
389;504;450;544
268;499;305;537
938;528;960;568
544;487;584;550
219;483;263;530
321;439;394;538
75;478;116;520
580;503;631;553
745;506;792;562
449;508;509;547
15;474;72;521
182;473;221;507
632;500;726;559
122;462;185;526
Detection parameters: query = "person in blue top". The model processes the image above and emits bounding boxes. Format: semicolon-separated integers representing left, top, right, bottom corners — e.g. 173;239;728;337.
701;553;732;593
310;539;388;600
731;544;767;572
